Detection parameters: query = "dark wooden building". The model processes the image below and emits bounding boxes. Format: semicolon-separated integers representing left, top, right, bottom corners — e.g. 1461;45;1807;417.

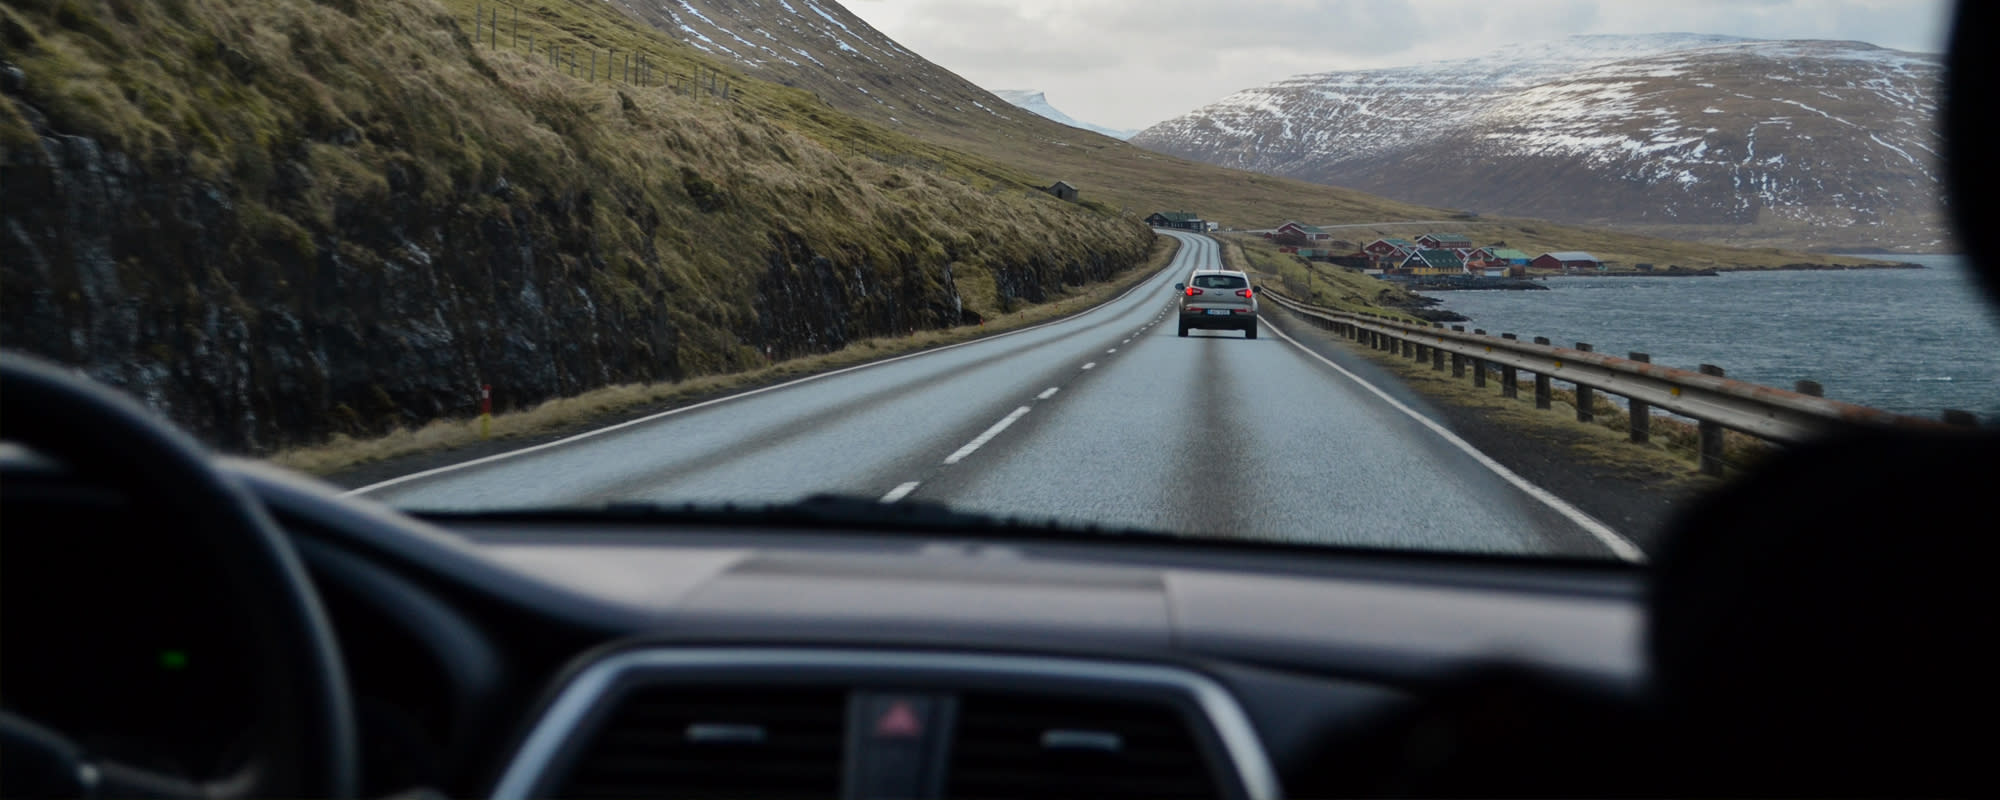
1145;211;1205;230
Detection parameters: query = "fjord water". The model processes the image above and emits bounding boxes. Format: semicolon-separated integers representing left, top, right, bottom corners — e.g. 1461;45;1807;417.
1430;255;2000;423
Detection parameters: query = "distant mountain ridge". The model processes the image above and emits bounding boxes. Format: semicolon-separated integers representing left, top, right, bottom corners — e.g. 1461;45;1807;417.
1133;34;1946;251
992;90;1137;140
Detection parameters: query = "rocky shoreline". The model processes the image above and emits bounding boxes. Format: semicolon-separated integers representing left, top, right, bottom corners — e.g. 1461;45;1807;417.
1383;294;1472;323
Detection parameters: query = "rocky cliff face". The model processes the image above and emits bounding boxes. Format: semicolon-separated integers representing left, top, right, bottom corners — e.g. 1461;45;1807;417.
0;22;1145;454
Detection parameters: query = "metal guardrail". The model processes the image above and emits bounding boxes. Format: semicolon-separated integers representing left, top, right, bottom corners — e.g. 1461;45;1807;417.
1262;289;1961;475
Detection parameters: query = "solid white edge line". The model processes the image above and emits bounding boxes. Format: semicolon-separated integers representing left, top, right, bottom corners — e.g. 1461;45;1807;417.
346;257;1181;497
1037;387;1060;400
879;482;920;503
1264;318;1647;563
942;406;1032;465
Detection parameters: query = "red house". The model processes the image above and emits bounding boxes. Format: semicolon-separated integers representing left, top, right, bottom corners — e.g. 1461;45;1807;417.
1417;232;1474;250
1530;251;1603;271
1363;238;1419;259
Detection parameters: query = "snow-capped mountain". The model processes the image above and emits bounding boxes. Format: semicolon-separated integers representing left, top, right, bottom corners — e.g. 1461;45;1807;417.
1133;35;1945;250
992;90;1136;140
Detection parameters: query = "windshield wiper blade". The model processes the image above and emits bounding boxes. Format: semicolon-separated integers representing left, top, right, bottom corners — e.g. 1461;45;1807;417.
423;493;1182;542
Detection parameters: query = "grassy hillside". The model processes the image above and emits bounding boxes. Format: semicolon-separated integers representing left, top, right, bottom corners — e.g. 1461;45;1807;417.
0;0;1151;450
589;0;1918;268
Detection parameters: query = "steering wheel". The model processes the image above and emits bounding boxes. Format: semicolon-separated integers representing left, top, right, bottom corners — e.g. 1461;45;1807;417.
0;352;357;798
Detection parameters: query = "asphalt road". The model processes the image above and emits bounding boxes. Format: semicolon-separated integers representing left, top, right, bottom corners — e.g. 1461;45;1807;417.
359;231;1633;559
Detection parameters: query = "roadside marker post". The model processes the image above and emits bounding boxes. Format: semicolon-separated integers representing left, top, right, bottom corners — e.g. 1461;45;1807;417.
480;384;493;440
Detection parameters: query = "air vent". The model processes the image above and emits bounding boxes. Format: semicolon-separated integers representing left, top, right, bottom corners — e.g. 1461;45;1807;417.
946;691;1223;800
554;686;847;799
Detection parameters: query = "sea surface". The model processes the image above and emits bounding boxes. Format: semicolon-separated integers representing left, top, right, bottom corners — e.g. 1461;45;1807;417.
1427;255;2000;423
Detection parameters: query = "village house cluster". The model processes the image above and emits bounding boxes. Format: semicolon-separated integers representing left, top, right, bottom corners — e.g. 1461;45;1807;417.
1145;213;1611;276
1260;222;1604;277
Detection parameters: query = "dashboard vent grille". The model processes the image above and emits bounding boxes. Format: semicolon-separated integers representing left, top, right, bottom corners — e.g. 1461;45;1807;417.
556;685;846;800
946;690;1222;800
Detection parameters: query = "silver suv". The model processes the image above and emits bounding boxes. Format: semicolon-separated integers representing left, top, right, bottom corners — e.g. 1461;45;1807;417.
1176;269;1258;338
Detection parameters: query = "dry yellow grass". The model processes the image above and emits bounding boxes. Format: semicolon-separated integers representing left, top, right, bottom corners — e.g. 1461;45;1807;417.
2;0;1154;450
268;233;1181;475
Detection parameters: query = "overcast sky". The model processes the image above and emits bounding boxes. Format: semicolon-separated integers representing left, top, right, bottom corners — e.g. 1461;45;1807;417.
842;0;1955;131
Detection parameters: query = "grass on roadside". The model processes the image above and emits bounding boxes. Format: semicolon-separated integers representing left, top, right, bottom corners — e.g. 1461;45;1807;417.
268;233;1182;476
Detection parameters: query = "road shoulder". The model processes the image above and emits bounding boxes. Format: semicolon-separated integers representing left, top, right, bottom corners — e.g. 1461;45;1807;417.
1257;306;1719;555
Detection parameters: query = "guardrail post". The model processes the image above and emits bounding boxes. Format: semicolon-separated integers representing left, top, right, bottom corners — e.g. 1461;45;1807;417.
1575;343;1595;422
1500;334;1519;398
1795;380;1823;397
1472;330;1488;387
1432;345;1445;371
1629;352;1652;443
1943;409;1979;427
1450;327;1467;377
1402;339;1415;359
1532;337;1553;409
1698;364;1727;476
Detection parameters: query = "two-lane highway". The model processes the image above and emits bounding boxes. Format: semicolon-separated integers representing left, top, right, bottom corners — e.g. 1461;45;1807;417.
360;231;1636;559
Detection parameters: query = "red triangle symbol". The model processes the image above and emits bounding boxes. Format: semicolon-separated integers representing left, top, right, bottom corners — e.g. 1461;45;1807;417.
875;701;923;738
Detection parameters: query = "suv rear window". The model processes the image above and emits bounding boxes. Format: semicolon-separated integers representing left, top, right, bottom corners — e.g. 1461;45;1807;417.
1192;274;1248;289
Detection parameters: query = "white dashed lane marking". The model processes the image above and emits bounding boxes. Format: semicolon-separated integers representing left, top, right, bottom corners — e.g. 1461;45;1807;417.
942;406;1032;465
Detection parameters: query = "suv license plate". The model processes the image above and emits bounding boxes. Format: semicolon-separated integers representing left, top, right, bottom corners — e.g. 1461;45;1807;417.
1206;309;1232;316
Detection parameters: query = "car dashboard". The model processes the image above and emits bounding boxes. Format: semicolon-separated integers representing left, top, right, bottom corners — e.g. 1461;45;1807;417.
1;457;1647;799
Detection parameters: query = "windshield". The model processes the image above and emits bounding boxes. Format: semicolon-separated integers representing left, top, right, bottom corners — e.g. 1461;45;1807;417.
1;0;1983;561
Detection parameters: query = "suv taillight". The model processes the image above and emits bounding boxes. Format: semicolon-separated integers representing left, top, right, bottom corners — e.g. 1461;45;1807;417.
1237;288;1254;298
1185;286;1203;296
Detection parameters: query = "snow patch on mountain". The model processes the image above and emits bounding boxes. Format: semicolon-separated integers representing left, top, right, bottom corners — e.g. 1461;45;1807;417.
992;90;1136;140
1133;34;1944;249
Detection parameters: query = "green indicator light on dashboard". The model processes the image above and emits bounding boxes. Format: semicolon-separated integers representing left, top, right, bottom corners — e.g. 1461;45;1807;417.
159;649;189;671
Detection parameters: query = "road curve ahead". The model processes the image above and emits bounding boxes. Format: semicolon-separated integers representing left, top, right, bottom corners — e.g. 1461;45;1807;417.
361;231;1631;559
